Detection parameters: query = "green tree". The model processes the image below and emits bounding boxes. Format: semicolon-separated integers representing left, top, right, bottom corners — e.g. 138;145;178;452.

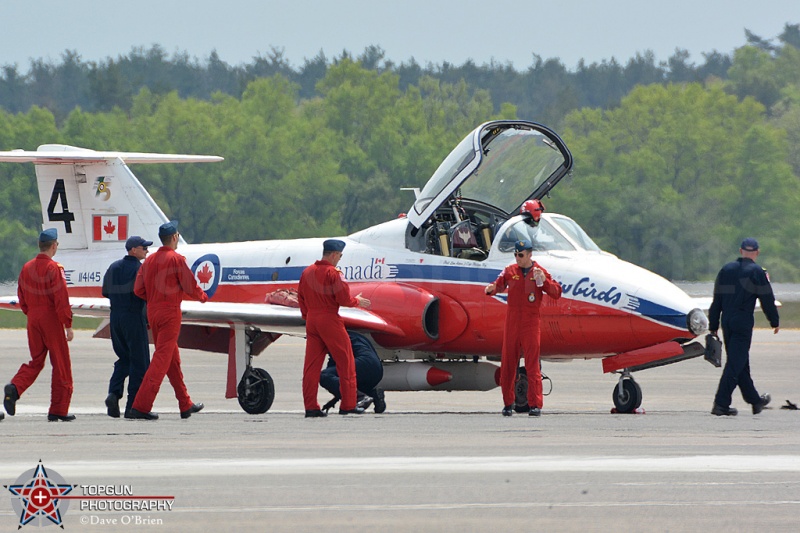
554;83;800;280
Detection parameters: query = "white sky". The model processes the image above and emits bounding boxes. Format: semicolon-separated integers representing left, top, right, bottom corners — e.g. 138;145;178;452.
0;1;797;71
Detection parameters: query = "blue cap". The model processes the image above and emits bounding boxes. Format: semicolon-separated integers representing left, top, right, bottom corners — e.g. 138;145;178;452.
158;220;179;238
126;235;154;251
514;239;533;252
741;237;759;251
39;228;58;243
323;239;346;253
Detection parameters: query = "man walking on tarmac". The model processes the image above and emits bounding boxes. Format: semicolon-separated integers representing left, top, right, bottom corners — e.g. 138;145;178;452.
128;221;207;420
102;236;153;418
4;228;75;421
298;239;371;418
709;237;779;416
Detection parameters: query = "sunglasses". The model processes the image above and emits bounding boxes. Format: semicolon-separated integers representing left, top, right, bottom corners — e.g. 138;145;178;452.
515;252;527;258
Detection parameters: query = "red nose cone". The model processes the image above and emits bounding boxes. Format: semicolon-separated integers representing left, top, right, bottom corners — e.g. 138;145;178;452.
426;367;453;387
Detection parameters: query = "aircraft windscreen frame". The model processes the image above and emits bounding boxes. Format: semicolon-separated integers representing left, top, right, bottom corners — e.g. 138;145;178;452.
496;215;602;254
460;127;566;215
548;214;602;252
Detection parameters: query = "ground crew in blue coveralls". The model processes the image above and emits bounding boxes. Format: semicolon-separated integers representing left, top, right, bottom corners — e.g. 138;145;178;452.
709;238;779;416
320;331;386;413
102;236;153;419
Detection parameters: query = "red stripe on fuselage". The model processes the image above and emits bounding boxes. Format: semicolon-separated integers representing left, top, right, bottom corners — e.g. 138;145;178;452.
70;281;687;358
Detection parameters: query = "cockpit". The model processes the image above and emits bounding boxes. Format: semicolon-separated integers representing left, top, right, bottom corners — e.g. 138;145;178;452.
403;120;575;261
405;198;601;260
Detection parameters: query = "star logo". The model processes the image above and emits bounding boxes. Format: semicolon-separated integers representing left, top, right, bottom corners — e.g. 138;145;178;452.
5;461;75;528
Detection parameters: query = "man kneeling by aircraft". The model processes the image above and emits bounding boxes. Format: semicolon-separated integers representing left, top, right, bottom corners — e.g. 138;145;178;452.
320;331;386;414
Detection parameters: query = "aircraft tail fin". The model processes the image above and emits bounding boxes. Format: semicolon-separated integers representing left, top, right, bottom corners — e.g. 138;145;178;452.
0;144;222;250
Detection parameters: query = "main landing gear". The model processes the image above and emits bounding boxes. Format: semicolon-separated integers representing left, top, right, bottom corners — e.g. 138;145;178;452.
612;370;642;413
234;327;276;414
238;367;275;414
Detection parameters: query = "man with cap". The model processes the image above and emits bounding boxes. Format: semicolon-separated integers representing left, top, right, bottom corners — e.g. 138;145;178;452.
129;221;207;420
709;238;779;416
298;239;371;417
4;228;75;421
485;239;561;417
101;235;153;418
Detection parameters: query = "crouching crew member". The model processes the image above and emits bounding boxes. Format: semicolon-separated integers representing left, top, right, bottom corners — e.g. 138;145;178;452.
320;331;386;413
298;239;371;417
485;239;561;417
4;228;75;422
129;221;207;420
102;235;153;418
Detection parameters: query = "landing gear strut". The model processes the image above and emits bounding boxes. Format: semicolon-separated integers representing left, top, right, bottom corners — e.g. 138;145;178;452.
234;327;276;414
612;371;642;413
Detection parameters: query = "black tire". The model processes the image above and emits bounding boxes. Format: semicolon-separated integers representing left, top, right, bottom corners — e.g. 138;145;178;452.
514;367;529;411
237;367;275;414
612;378;642;413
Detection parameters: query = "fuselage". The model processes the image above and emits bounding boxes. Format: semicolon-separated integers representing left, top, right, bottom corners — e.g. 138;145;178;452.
61;214;698;361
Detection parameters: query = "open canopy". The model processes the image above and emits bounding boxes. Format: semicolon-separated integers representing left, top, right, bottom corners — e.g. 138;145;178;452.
407;120;573;229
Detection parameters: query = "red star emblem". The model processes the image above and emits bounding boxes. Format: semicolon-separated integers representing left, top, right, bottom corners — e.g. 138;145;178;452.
6;462;74;527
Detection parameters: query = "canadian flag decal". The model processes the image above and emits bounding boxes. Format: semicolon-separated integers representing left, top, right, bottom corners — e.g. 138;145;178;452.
93;215;128;241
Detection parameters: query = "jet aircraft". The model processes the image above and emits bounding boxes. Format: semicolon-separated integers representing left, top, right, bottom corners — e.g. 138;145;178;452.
0;120;709;414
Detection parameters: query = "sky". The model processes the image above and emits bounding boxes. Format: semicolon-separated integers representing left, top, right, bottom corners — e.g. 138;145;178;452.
0;1;797;72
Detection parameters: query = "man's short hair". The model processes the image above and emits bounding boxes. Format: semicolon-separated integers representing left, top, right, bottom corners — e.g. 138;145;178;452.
38;240;56;252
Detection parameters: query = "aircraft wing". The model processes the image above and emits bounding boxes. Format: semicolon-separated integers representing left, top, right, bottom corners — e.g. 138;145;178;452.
0;296;404;337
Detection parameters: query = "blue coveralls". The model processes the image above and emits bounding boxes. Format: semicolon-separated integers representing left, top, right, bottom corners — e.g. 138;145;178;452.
320;331;383;400
708;257;779;409
102;255;150;415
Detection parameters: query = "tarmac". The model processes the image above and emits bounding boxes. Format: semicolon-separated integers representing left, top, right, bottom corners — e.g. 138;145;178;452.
1;328;799;532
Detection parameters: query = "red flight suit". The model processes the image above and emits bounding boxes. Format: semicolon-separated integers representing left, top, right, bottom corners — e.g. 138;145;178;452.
298;260;359;411
492;262;561;408
12;254;73;416
131;246;208;413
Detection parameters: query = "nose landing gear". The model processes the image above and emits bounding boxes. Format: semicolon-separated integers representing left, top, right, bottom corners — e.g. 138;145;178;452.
612;370;642;413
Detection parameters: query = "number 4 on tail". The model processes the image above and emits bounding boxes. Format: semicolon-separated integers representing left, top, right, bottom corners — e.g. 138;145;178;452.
47;179;75;233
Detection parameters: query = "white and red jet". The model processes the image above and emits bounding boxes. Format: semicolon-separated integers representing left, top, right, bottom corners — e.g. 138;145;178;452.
0;121;708;413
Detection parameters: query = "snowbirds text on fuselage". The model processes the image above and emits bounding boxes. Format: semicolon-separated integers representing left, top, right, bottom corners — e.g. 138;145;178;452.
0;120;708;414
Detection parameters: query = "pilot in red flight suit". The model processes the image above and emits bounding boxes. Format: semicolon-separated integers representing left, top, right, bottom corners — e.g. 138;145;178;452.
485;238;562;417
4;228;76;421
298;239;371;417
129;220;208;420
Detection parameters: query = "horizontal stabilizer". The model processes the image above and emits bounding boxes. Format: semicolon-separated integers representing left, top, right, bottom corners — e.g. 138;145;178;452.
0;145;222;165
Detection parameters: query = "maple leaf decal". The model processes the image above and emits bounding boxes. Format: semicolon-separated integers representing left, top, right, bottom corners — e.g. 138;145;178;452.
103;219;116;234
197;264;213;284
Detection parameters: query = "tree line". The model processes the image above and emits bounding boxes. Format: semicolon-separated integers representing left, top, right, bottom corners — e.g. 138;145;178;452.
0;24;798;282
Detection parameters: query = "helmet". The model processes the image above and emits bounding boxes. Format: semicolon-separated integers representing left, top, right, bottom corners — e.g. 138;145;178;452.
520;199;545;226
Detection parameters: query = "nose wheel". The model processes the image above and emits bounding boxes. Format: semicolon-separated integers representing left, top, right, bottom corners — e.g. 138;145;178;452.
237;367;275;414
612;372;642;413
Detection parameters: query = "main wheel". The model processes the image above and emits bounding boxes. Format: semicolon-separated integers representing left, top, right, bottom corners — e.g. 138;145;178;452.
514;368;529;411
612;378;642;413
237;367;275;414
